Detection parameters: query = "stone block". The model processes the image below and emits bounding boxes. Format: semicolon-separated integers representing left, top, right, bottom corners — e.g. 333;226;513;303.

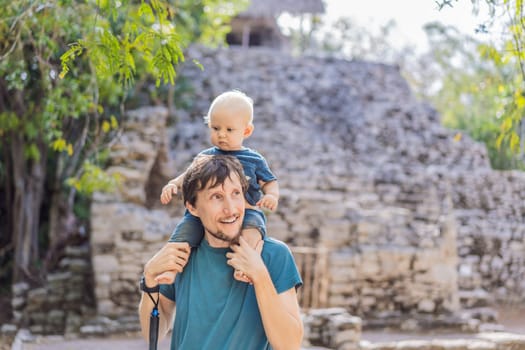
93;255;119;273
477;332;525;348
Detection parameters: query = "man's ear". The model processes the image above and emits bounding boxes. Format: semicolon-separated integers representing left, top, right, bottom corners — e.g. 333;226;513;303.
243;124;254;138
186;202;198;217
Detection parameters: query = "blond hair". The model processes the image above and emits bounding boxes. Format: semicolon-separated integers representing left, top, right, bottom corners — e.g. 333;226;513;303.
204;90;254;125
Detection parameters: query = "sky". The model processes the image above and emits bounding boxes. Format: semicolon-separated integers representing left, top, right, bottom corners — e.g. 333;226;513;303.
280;0;492;52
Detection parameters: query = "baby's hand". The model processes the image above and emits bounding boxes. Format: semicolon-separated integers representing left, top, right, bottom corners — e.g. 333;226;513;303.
160;183;178;205
256;194;278;212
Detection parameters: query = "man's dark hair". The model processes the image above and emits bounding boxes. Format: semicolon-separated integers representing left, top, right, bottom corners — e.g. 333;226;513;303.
182;154;248;207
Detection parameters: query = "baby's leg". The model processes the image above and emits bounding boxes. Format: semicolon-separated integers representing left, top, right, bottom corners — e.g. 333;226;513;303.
233;227;263;283
169;210;204;247
241;227;263;248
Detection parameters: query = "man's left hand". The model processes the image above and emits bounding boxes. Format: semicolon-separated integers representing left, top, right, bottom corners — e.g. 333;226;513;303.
226;237;265;284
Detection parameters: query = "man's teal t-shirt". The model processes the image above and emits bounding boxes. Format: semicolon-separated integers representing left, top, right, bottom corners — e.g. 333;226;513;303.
159;237;302;350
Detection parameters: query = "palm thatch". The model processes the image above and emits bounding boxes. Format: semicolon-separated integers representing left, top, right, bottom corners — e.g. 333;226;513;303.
240;0;325;17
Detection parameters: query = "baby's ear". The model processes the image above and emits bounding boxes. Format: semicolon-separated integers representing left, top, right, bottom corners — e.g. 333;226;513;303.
244;124;254;138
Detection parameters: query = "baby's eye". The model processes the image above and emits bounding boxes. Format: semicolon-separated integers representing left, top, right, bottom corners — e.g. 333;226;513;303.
212;126;219;131
227;128;234;132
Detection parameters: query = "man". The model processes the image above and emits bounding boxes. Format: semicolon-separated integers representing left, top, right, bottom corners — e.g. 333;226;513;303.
138;154;303;349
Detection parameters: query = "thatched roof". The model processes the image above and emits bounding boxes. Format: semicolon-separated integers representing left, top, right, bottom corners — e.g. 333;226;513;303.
240;0;325;17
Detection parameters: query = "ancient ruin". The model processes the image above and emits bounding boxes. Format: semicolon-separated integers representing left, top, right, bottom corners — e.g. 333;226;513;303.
8;46;525;349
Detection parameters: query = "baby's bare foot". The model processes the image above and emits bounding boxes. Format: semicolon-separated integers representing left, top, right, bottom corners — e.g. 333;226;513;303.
155;271;177;284
234;269;252;284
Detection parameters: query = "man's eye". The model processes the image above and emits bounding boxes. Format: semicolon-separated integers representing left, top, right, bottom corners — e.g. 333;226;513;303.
211;194;222;200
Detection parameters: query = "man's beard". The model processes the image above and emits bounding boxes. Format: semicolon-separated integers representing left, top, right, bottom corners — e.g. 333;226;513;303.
206;228;242;244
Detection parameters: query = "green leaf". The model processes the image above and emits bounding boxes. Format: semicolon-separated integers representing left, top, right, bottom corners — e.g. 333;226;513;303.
52;138;67;152
500;118;513;133
138;2;154;18
193;59;204;71
110;115;118;129
66;161;122;195
25;143;41;161
509;132;520;153
0;112;20;133
102;120;111;133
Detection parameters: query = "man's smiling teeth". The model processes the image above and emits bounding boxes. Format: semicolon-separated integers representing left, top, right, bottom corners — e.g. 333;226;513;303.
221;216;237;223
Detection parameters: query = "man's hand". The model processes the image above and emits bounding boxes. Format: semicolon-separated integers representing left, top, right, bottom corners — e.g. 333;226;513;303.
256;194;278;211
226;237;265;284
160;183;179;205
144;242;190;286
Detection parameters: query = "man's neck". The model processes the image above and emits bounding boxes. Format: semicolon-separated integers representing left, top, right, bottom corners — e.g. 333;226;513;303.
204;233;232;248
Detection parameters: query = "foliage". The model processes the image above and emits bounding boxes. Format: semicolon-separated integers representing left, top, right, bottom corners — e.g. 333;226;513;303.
0;0;247;283
1;0;127;193
1;0;247;195
66;160;122;195
434;0;525;166
407;22;524;170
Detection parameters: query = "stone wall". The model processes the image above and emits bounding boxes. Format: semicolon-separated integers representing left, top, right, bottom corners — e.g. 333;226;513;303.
451;170;525;303
89;106;176;318
87;47;525;326
10;245;93;335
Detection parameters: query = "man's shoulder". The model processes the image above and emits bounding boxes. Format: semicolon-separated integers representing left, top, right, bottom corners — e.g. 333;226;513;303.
263;237;290;248
261;238;302;291
262;237;294;257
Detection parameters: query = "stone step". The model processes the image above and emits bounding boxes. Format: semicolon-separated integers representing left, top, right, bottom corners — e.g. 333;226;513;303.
459;307;499;323
363;312;481;333
458;288;491;308
359;332;525;350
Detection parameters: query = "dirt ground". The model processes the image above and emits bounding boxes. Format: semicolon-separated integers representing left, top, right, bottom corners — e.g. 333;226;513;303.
9;334;326;350
3;305;523;349
362;304;525;342
17;334;168;350
493;304;525;334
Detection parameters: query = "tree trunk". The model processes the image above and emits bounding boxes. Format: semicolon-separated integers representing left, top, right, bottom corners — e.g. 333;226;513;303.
46;185;76;270
47;169;64;260
10;133;47;283
46;117;89;269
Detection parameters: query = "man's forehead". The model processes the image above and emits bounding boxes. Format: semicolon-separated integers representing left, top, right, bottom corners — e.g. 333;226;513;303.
201;173;242;191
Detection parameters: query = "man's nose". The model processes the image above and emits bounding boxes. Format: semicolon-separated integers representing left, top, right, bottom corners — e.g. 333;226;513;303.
222;197;235;213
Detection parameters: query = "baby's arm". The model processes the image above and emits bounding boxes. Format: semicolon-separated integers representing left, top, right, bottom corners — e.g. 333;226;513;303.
160;172;186;205
257;180;279;211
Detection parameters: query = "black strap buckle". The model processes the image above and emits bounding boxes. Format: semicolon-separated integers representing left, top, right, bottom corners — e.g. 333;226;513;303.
147;292;160;350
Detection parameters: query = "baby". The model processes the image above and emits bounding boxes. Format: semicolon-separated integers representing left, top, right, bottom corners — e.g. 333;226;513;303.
159;90;279;283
